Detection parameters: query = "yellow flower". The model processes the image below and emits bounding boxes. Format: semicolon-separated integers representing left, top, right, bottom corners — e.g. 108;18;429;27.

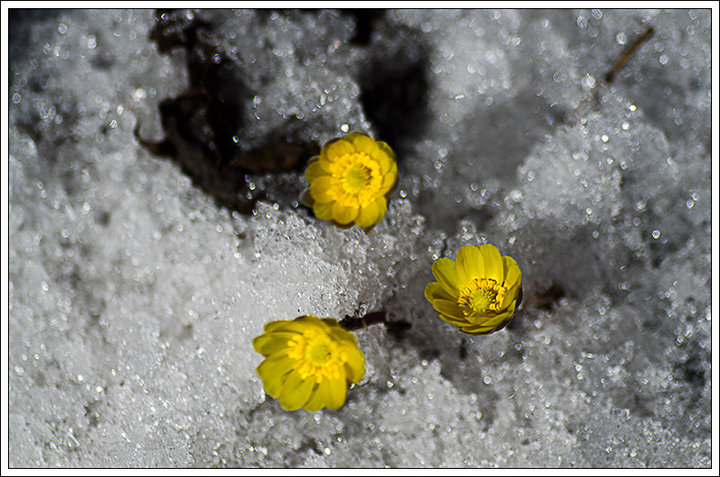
303;132;398;229
424;244;522;335
252;315;365;412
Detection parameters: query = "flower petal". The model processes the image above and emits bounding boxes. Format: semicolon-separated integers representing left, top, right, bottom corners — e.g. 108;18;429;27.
355;198;386;228
456;245;485;284
332;202;359;225
321;137;355;163
375;141;397;166
432;257;462;296
309;176;334;203
252;331;296;356
460;323;496;335
347;132;377;153
257;354;295;397
424;281;454;303
365;141;396;175
438;313;471;328
313;200;334;221
305;160;329;185
273;316;323;334
263;320;293;334
374;153;393;176
303;385;325;412
355;199;380;229
478;244;503;282
379;171;397;196
502;256;521;286
461;309;514;335
279;371;314;411
299;188;314;208
432;298;466;320
319;377;348;410
501;283;521;312
260;367;292;398
252;316;363;412
342;345;365;383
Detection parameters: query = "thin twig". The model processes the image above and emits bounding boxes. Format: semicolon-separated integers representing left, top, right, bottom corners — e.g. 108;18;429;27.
571;24;655;121
603;25;655;85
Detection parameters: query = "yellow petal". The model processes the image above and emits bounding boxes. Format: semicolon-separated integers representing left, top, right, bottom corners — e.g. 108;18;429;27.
313;200;334;221
424;282;453;303
257;354;295;397
355;199;380;228
342;345;365;383
379;171;397;195
323;319;349;336
293;315;327;330
257;352;295;374
461;324;495;335
373;152;392;177
263;320;292;334
332;202;359;225
278;372;314;411
273;317;321;335
375;197;388;219
355;198;386;228
464;308;514;333
252;333;268;353
309;176;334;203
478;244;503;282
303;386;325;412
320;377;348;410
261;368;291;398
496;300;517;320
432;257;462;296
343;132;368;141
370;141;396;175
321;137;355;163
305;160;329;185
502;256;521;286
501;283;521;311
347;132;377;153
252;331;295;356
326;324;360;351
438;313;471;328
432;298;466;320
456;245;485;284
376;141;397;165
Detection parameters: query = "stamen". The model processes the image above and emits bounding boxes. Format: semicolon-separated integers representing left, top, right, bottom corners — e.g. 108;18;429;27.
289;330;349;383
327;152;383;208
457;278;507;316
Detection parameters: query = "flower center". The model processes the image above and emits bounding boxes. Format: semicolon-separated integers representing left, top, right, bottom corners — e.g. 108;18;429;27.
457;278;507;316
328;152;383;208
286;329;348;383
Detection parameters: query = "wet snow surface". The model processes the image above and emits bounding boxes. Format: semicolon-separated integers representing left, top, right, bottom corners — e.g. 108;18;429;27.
8;9;712;468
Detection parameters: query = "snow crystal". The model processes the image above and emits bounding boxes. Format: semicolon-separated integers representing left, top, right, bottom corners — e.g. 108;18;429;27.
7;8;712;468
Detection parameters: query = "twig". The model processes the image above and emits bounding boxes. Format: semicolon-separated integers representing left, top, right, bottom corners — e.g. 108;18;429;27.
603;25;655;85
571;24;655;121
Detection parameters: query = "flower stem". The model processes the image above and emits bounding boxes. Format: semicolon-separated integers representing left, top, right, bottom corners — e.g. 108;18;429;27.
603;25;654;85
571;25;655;121
339;310;387;331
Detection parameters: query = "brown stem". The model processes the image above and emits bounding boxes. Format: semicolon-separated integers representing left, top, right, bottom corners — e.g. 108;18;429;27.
339;310;387;331
603;25;655;85
571;25;654;121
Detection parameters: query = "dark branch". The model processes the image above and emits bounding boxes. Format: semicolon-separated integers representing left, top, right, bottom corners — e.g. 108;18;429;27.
339;311;387;331
603;25;655;85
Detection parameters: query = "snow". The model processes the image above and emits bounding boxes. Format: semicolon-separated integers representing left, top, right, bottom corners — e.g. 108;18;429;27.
6;8;713;468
